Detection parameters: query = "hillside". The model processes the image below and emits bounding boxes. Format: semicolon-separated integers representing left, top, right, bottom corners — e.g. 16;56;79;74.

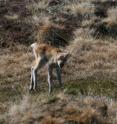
0;0;117;124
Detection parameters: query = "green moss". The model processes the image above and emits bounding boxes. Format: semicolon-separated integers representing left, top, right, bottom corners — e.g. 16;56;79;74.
64;79;117;98
47;95;59;104
0;119;5;124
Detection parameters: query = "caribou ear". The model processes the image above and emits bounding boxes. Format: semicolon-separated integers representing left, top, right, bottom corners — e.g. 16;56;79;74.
57;52;69;60
63;52;69;58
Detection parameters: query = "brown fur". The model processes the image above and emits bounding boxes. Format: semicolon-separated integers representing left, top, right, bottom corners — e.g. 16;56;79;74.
30;43;69;92
35;43;62;58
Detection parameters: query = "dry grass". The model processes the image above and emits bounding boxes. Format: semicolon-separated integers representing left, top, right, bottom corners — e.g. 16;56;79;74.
1;93;116;124
26;0;48;11
0;36;117;124
64;31;117;81
26;0;49;24
0;0;117;123
104;7;117;26
64;1;94;16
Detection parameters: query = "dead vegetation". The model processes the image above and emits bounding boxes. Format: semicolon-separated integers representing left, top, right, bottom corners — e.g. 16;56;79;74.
1;93;116;124
105;7;117;26
0;0;117;123
1;0;117;48
0;37;117;123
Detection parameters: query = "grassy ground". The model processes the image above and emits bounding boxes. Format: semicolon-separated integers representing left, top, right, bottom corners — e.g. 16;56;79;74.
0;40;117;123
0;0;117;124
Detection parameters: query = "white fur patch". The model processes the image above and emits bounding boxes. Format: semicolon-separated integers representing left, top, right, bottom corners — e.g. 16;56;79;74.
31;43;37;48
30;43;38;58
58;60;62;67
